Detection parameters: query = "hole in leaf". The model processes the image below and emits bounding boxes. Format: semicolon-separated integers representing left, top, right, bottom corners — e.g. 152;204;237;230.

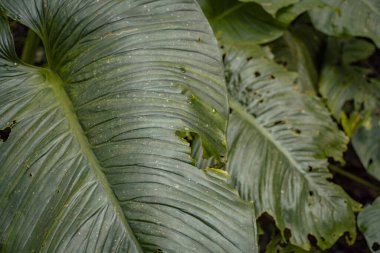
270;75;276;80
309;191;314;196
276;60;288;67
229;108;233;113
307;234;318;247
179;66;186;73
308;166;313;172
292;128;302;135
254;71;261;77
369;158;373;166
372;242;380;251
0;120;16;142
274;120;286;126
246;57;252;61
0;127;11;142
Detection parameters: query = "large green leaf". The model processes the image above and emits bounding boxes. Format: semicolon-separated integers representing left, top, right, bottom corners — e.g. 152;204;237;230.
309;0;380;47
318;38;380;179
196;0;284;45
223;47;358;250
358;197;380;253
0;1;258;252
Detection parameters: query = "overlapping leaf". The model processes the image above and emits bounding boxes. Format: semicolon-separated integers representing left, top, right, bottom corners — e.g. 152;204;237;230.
358;197;380;253
0;1;258;252
223;47;358;250
196;0;284;45
352;114;380;181
318;38;380;179
269;22;324;95
309;0;380;47
275;0;325;25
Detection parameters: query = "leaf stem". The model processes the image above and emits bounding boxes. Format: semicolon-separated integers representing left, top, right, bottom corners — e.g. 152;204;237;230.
328;164;380;193
21;28;40;64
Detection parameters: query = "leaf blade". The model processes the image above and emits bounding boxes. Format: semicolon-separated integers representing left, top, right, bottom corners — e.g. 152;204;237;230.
224;47;358;250
0;1;258;252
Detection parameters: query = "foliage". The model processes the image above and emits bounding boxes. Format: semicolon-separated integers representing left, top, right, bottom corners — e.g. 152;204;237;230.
1;0;380;252
197;0;380;252
0;0;257;252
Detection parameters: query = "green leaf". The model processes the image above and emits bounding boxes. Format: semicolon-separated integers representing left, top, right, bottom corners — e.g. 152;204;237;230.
197;0;284;45
309;0;380;47
352;114;380;181
224;47;358;250
0;1;258;252
317;38;380;178
269;22;324;95
239;0;299;17
358;197;380;253
318;38;379;123
275;0;325;25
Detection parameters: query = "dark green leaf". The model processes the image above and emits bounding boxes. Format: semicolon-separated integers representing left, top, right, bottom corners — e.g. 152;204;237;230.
197;0;284;45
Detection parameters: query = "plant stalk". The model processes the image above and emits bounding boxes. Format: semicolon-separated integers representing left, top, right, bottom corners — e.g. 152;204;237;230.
21;28;40;64
328;164;380;193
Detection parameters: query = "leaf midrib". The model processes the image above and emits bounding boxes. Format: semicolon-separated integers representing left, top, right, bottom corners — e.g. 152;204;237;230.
45;69;142;251
229;99;306;175
213;2;246;22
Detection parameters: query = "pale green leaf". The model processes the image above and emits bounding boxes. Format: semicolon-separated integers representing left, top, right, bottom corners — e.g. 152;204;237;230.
0;1;258;252
224;47;358;250
358;197;380;253
197;0;284;45
309;0;380;47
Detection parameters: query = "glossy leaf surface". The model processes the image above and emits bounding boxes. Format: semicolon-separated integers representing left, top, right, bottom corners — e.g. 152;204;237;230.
0;1;258;252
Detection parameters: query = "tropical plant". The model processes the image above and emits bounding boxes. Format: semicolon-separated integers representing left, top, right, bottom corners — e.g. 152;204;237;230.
1;0;380;253
196;0;380;252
